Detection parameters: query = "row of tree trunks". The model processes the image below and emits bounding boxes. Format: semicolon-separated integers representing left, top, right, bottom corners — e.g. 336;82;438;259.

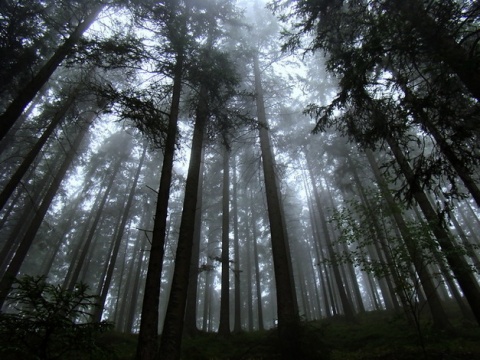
93;145;147;322
386;136;480;325
0;118;93;308
365;149;453;330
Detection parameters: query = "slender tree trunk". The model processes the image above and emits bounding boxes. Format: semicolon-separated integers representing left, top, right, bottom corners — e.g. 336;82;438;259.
246;219;254;331
250;190;265;331
202;226;215;332
304;180;332;317
387;136;480;325
218;146;231;336
232;156;242;333
158;83;208;360
0;170;51;276
0;5;104;141
253;52;300;359
0;120;90;308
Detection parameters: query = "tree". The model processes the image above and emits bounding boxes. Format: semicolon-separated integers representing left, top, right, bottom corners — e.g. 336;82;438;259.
134;0;189;357
253;51;301;359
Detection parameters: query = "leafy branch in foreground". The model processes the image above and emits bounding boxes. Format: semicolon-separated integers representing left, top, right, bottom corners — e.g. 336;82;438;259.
0;275;112;360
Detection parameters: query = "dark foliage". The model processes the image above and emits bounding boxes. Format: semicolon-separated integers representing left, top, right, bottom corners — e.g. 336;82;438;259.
0;276;112;360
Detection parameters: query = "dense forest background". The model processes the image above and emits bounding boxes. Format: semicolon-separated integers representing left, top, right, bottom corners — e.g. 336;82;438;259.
1;0;480;359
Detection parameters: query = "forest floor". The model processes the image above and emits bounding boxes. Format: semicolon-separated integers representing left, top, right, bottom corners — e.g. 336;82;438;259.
97;310;480;360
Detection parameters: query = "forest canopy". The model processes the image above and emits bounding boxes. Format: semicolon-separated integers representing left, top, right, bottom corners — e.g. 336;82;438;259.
0;0;480;359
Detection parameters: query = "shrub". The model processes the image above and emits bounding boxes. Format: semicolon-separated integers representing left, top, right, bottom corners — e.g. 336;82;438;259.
0;275;112;360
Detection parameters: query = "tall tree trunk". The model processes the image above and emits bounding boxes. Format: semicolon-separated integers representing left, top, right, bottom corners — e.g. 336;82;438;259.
250;190;265;331
136;49;184;360
232;156;242;333
0;120;90;308
218;146;231;336
0;5;104;141
93;145;147;322
202;225;215;332
184;147;205;336
158;83;208;360
387;136;480;325
245;217;254;331
253;52;300;359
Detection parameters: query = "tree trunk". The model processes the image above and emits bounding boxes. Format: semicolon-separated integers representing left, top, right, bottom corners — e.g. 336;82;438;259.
395;76;480;208
232;156;242;333
158;83;208;360
126;220;151;333
250;190;265;331
253;52;300;359
0;4;104;141
218;146;231;336
184;146;205;336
